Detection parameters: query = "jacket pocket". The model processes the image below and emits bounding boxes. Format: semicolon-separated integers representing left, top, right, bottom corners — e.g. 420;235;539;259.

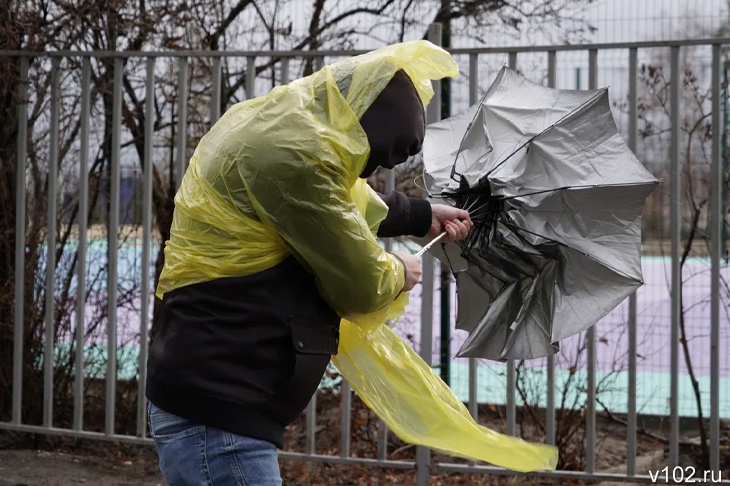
266;319;340;425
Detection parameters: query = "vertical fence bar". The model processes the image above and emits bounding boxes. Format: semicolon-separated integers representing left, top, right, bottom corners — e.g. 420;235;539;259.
585;48;598;474
467;316;479;419
545;50;557;447
210;56;221;124
506;364;516;436
305;394;316;455
417;256;435;484
627;46;639;477
136;57;156;438
709;43;721;474
415;23;442;486
340;380;351;459
44;58;61;428
547;50;556;82
376;405;388;460
669;45;681;468
425;23;443;125
467;53;479;421
175;57;188;190
106;57;123;436
280;57;290;85
73;58;91;431
506;51;518;437
246;56;256;99
12;56;29;425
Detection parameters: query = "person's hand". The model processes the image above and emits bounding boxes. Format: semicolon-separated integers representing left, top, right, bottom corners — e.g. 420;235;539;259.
391;250;423;292
428;204;472;242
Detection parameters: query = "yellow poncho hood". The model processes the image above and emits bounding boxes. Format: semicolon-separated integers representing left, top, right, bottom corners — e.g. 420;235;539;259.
158;41;456;313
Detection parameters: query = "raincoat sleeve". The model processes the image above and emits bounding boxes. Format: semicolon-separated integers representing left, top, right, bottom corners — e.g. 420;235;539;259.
239;123;405;318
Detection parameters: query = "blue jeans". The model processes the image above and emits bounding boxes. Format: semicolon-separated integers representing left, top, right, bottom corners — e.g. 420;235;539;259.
148;402;282;486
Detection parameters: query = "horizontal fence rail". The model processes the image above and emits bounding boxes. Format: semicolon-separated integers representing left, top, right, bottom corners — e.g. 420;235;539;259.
3;34;730;485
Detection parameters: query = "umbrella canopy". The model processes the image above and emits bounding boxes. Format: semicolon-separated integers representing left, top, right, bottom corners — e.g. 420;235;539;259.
421;66;660;360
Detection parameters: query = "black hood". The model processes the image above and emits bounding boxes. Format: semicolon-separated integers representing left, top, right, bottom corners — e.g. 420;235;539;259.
359;70;426;177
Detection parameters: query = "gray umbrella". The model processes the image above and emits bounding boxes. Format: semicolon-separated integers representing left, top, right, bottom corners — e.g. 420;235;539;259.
421;66;660;360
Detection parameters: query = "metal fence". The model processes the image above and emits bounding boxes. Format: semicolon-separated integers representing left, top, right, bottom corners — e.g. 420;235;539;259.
3;25;729;484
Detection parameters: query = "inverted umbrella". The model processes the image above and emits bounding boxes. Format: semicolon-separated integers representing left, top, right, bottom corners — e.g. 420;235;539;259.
420;66;659;360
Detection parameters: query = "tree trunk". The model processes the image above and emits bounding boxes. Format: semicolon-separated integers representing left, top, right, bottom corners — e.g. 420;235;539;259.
0;54;20;421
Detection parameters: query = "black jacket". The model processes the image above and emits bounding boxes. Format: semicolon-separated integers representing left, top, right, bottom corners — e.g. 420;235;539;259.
146;192;431;448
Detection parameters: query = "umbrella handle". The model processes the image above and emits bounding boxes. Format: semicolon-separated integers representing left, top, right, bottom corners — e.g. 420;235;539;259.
415;231;447;257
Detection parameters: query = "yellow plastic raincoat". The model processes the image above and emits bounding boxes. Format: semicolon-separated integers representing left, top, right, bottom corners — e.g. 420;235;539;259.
157;40;558;472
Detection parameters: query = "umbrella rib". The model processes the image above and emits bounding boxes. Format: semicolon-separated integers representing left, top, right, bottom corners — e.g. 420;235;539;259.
465;200;494;213
478;88;607;186
498;180;660;201
435;181;656;205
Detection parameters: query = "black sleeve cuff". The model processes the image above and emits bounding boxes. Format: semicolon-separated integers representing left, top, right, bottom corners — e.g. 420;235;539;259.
407;197;432;237
376;191;432;238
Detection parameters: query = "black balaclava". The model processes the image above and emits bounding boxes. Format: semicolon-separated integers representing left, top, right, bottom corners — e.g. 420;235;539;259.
359;70;426;178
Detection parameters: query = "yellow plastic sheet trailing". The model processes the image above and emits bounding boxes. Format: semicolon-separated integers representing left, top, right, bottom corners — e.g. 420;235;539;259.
157;39;557;472
333;319;558;472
